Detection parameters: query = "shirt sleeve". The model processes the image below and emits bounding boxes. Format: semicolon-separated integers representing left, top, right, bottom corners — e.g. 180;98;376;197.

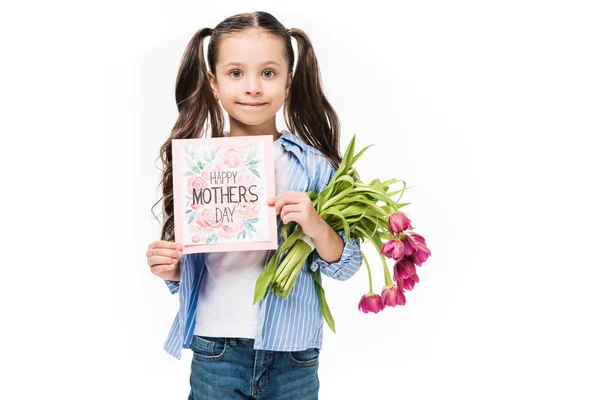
310;230;362;281
164;280;180;294
308;154;363;281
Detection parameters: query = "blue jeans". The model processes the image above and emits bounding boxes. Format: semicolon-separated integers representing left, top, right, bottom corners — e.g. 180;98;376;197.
188;336;320;399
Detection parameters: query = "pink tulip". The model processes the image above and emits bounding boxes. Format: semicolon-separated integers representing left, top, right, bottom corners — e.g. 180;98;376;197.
393;258;416;282
411;241;431;266
381;239;405;260
409;232;427;246
388;211;412;234
400;233;417;256
381;285;406;307
402;272;420;291
358;293;384;314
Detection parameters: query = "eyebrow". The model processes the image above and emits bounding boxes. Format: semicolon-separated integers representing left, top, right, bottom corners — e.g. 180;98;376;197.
223;61;282;68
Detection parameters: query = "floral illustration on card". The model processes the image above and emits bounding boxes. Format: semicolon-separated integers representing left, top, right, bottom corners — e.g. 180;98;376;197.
179;142;269;245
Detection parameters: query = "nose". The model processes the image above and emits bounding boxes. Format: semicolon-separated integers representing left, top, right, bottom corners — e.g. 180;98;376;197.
244;76;262;96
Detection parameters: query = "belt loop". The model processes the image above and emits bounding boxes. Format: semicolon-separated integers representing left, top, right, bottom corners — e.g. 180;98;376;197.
228;338;237;347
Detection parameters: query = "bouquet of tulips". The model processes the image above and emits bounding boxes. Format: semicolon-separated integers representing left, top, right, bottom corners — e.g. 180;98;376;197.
253;134;431;332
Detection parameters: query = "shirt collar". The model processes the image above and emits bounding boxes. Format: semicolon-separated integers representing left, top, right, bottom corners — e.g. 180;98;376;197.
279;129;307;151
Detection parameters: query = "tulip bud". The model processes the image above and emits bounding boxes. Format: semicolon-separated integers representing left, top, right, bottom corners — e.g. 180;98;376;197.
381;285;406;307
358;293;384;314
381;239;405;260
388;211;412;235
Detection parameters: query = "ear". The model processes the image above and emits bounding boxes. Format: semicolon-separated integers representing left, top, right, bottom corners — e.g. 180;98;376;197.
208;72;219;98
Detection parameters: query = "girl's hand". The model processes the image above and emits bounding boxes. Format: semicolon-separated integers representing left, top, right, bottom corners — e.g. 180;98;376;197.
146;240;183;281
267;191;326;240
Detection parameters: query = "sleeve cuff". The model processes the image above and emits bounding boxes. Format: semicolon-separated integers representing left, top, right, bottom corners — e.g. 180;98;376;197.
310;231;362;280
164;279;180;294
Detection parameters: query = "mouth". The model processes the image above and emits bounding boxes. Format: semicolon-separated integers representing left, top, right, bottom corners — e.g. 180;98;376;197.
237;102;268;108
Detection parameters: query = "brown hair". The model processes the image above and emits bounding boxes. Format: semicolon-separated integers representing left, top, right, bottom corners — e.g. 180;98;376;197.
153;11;342;241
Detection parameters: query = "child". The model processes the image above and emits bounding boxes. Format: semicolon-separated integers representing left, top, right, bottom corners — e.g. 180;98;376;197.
147;11;362;399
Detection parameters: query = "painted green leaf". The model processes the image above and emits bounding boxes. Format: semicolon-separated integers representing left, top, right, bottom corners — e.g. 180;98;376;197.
249;168;261;178
244;220;257;232
247;146;259;160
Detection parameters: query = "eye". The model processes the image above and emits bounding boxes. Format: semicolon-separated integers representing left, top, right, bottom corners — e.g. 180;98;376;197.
262;70;276;78
228;69;242;78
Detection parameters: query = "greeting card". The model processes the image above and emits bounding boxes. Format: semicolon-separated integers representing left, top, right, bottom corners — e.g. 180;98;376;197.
172;135;278;254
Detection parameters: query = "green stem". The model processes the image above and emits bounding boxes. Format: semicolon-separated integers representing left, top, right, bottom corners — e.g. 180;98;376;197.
379;250;393;287
360;250;374;294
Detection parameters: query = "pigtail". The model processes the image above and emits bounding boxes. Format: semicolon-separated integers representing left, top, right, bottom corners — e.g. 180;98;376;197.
285;28;342;167
153;27;224;242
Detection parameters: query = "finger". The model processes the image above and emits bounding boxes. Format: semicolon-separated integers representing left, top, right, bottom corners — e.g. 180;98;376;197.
281;211;304;226
149;241;182;251
280;204;304;221
273;193;303;214
149;255;179;267
150;263;176;276
147;247;182;260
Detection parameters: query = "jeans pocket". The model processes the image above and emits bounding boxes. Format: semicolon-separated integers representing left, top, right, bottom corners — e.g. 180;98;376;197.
288;348;320;367
192;336;228;361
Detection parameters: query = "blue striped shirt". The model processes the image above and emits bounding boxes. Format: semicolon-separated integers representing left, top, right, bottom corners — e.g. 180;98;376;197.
162;129;362;359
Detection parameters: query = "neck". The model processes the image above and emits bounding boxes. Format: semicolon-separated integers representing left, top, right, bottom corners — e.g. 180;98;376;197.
228;117;281;141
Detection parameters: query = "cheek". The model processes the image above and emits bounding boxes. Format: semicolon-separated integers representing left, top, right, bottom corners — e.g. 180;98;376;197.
265;83;288;102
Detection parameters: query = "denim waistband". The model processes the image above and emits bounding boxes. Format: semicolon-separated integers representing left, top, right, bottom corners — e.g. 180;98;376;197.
196;336;256;348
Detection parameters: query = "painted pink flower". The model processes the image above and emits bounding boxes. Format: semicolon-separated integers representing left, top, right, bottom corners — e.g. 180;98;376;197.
393;258;416;282
381;285;406;307
358;293;384;314
381;239;405;260
187;171;211;195
219;219;244;240
192;205;223;235
234;200;260;219
388;211;412;235
217;148;245;169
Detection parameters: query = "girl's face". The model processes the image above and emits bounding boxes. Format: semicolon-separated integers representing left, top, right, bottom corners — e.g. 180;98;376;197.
209;28;292;135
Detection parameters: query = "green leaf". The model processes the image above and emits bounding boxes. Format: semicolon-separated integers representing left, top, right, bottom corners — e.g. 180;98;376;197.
312;270;335;333
246;159;259;166
322;208;350;239
187;214;194;224
254;250;281;304
351;143;373;165
249;168;261;178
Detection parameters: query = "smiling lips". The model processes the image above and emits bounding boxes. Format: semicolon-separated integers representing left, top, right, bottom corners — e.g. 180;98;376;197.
237;102;267;107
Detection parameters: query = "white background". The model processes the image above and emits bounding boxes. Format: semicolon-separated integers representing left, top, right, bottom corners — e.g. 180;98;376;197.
2;0;599;399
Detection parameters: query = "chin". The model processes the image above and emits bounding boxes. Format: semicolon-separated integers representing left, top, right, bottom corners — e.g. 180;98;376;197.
229;114;275;128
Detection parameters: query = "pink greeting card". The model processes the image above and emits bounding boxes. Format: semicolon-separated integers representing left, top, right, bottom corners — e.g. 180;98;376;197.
172;135;278;254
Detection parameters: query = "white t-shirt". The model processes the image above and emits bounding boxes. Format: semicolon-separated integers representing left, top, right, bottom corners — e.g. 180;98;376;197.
194;136;291;338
